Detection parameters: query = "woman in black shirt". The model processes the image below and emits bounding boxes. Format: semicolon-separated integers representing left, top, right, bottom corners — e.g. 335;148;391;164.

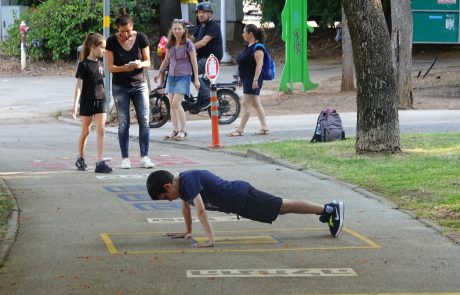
105;7;154;169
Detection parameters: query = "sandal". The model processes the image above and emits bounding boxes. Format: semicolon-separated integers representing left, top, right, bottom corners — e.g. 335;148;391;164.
253;129;270;135
164;130;178;141
227;129;244;137
174;130;187;141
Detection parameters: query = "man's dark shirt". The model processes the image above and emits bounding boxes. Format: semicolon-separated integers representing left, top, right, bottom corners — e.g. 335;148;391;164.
193;19;223;60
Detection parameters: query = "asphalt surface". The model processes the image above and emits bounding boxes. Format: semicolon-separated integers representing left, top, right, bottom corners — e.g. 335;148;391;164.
0;62;460;294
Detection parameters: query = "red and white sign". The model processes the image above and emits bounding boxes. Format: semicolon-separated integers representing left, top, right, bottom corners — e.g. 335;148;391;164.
205;54;219;82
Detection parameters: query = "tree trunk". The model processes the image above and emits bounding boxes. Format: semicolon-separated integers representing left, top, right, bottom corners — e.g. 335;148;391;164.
159;0;181;37
391;0;413;109
341;0;401;153
341;6;355;92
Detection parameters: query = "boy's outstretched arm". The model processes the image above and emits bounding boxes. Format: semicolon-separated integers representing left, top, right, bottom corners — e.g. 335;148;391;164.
192;194;215;247
164;201;192;239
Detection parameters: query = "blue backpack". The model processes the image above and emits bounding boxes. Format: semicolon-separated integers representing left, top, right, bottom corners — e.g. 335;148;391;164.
253;43;276;80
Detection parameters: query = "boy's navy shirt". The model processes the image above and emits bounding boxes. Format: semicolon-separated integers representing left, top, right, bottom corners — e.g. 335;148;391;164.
179;170;249;214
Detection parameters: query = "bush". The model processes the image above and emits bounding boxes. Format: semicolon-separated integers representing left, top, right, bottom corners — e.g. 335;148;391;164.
1;0;159;61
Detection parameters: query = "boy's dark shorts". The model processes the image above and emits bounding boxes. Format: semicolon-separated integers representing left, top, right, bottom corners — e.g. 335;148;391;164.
237;186;282;224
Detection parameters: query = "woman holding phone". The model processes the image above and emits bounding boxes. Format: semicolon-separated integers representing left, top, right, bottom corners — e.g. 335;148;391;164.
105;7;154;169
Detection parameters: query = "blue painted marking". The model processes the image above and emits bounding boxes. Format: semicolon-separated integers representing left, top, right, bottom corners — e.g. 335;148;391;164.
117;193;151;202
133;201;182;211
429;15;443;20
105;185;181;211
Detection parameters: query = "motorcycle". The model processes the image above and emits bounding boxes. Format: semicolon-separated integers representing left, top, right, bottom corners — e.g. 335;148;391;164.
149;74;241;128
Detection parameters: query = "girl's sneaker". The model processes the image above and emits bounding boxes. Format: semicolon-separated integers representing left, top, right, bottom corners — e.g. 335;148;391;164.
75;157;87;171
95;160;113;173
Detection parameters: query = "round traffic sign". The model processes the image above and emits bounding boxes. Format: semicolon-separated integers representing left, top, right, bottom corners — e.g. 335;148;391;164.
205;54;219;81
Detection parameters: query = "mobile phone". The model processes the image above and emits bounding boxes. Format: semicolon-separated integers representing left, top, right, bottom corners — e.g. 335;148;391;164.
128;61;136;65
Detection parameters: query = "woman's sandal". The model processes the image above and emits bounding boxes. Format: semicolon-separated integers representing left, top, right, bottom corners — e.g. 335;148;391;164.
227;129;244;137
253;129;270;135
164;130;178;141
174;130;188;141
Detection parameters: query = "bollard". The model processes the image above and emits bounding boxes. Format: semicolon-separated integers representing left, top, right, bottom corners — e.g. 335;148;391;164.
208;84;223;148
19;21;29;71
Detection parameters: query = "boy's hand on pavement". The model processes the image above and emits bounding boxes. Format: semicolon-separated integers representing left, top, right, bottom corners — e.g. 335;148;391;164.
164;232;191;239
191;240;214;248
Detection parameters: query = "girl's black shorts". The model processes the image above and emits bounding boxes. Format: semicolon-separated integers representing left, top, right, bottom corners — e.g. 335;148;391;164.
237;186;282;224
80;99;107;116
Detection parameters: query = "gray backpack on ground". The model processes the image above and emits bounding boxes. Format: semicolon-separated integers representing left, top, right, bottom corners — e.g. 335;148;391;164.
311;109;345;142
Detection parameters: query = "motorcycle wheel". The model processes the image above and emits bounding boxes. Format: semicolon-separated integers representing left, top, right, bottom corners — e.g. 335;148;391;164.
149;93;170;128
207;89;241;125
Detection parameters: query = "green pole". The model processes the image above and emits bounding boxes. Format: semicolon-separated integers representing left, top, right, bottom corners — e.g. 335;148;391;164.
279;0;317;92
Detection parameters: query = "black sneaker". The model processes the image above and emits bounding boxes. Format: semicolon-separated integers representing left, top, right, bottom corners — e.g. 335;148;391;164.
75;157;87;171
95;160;113;173
319;201;344;237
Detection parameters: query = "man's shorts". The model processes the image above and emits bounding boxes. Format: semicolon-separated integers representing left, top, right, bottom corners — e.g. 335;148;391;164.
237;186;283;224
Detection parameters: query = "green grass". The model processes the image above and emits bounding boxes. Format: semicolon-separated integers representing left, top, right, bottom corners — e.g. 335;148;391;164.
0;187;13;236
230;132;460;231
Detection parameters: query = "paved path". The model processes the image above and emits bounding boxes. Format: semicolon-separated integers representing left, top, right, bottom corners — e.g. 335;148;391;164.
0;61;460;294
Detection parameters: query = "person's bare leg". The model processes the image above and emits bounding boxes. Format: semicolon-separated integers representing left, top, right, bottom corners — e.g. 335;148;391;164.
236;94;254;132
279;199;324;215
252;95;268;130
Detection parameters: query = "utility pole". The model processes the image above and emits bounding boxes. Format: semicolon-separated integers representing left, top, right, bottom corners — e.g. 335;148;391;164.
220;0;232;63
103;0;113;115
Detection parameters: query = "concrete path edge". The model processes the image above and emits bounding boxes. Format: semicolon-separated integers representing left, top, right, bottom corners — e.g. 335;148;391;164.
0;178;19;266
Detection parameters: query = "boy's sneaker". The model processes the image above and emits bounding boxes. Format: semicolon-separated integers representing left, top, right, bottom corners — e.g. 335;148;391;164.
140;156;155;168
75;157;87;171
120;158;131;169
95;160;113;173
319;201;344;237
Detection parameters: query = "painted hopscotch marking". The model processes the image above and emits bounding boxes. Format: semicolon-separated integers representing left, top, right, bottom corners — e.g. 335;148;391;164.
186;268;357;278
103;185;181;211
100;227;381;255
192;236;278;245
146;216;247;223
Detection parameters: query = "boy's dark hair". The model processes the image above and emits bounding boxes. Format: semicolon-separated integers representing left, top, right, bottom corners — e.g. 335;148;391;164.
146;170;174;200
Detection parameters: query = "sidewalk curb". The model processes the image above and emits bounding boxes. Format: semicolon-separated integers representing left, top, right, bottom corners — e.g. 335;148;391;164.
0;178;20;266
243;148;460;246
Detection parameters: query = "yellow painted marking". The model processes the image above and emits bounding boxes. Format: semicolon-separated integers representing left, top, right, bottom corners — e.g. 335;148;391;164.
103;16;110;28
193;235;278;245
100;233;117;254
343;227;381;248
100;227;381;255
309;293;460;295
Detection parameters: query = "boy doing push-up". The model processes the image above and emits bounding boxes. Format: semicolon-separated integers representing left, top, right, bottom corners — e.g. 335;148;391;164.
146;169;344;248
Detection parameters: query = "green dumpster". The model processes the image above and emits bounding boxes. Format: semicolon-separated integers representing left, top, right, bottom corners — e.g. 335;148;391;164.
412;0;460;43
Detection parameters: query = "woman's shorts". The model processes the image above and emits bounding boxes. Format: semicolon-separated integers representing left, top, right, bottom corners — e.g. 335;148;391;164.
166;75;192;95
80;98;107;116
237;186;283;224
242;77;263;95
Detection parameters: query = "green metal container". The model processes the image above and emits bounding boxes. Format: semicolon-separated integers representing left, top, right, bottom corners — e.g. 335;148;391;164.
412;0;460;43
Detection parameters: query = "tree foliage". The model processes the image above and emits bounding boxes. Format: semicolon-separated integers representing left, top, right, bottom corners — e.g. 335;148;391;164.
248;0;391;30
1;0;159;61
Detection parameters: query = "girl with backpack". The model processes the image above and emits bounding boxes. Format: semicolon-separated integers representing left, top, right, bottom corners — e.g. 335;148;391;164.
154;20;200;141
73;32;113;173
228;24;269;137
